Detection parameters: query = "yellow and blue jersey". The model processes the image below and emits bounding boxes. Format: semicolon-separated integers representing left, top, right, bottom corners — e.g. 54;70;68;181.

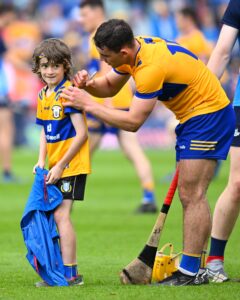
36;79;90;177
114;36;230;123
88;34;132;109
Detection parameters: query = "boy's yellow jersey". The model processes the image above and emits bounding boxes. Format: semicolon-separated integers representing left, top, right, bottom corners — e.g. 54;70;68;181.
114;36;230;123
88;34;132;109
36;79;90;177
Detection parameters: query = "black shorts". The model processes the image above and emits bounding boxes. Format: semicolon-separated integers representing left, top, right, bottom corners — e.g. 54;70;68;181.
232;106;240;147
55;174;87;200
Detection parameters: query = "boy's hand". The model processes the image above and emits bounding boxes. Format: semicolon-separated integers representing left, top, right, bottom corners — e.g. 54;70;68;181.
33;162;45;174
46;164;64;184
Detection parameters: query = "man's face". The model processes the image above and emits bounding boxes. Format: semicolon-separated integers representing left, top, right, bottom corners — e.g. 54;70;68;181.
96;46;126;68
79;6;99;33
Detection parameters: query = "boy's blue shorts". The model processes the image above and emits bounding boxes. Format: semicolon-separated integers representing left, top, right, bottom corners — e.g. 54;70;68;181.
175;104;235;162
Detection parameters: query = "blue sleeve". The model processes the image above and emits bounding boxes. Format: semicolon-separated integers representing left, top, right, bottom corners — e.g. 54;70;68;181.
36;118;43;125
222;0;240;30
64;106;82;115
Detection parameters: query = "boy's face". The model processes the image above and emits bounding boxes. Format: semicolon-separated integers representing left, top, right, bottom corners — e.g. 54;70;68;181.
39;57;65;88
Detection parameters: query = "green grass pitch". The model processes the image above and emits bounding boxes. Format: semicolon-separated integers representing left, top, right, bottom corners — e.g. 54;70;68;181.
0;148;239;300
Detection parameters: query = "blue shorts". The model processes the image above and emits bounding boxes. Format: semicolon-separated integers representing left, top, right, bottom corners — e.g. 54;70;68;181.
231;106;240;147
86;112;119;135
0;95;11;108
175;104;235;161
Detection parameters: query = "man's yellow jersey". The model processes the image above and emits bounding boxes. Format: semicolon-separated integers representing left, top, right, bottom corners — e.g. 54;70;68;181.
114;36;230;123
36;79;90;177
88;34;132;109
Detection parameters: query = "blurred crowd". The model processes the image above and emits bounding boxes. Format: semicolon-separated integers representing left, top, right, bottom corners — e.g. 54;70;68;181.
0;0;238;181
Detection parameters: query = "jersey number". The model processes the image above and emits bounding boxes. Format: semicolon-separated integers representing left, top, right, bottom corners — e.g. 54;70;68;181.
166;43;198;60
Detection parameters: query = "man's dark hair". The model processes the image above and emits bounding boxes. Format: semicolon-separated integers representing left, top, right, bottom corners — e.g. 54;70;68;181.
32;38;72;81
94;19;135;52
79;0;104;10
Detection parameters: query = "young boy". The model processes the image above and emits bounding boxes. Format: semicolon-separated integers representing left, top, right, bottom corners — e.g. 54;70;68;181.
32;38;90;286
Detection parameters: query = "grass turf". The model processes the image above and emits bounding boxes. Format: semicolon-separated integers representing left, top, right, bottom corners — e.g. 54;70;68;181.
0;148;239;300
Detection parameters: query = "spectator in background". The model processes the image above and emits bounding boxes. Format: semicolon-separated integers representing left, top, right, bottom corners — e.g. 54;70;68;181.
129;2;152;36
0;4;17;182
3;17;42;147
37;3;67;39
79;0;158;213
149;0;178;41
63;30;86;73
175;7;212;63
200;6;219;46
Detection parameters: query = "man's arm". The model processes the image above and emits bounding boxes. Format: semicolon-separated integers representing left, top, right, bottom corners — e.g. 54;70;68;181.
87;97;157;131
73;69;130;98
61;86;157;132
207;24;239;79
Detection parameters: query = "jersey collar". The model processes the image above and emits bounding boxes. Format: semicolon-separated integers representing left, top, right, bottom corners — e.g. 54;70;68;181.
134;38;142;67
54;78;67;92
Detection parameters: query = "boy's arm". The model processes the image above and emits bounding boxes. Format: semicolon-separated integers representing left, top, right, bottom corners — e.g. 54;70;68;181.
46;112;87;184
33;128;47;174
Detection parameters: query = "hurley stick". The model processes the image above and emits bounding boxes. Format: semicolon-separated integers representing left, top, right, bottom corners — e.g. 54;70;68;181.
120;168;179;284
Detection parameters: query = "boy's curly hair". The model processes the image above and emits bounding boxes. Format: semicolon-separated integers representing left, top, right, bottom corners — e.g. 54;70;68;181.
32;38;72;81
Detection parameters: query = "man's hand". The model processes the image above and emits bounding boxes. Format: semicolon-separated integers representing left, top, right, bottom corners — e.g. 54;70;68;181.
61;86;93;110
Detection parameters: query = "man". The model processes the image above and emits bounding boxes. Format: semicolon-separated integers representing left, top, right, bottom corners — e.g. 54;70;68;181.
61;19;235;285
175;7;212;63
79;0;157;214
205;0;240;283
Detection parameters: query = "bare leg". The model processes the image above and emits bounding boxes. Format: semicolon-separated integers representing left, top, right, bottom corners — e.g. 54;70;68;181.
118;130;154;187
212;147;240;240
54;200;76;264
178;159;216;254
88;132;102;156
0;108;14;173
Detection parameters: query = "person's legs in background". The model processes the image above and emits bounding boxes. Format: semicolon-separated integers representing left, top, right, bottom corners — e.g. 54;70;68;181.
207;147;240;282
118;130;157;213
0;105;15;182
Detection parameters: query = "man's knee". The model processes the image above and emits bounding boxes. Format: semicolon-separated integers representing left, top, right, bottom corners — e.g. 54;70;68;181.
178;183;205;208
229;178;240;202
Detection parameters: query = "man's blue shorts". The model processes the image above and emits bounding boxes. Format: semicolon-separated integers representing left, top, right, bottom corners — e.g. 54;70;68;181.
175;104;235;161
86;112;119;135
